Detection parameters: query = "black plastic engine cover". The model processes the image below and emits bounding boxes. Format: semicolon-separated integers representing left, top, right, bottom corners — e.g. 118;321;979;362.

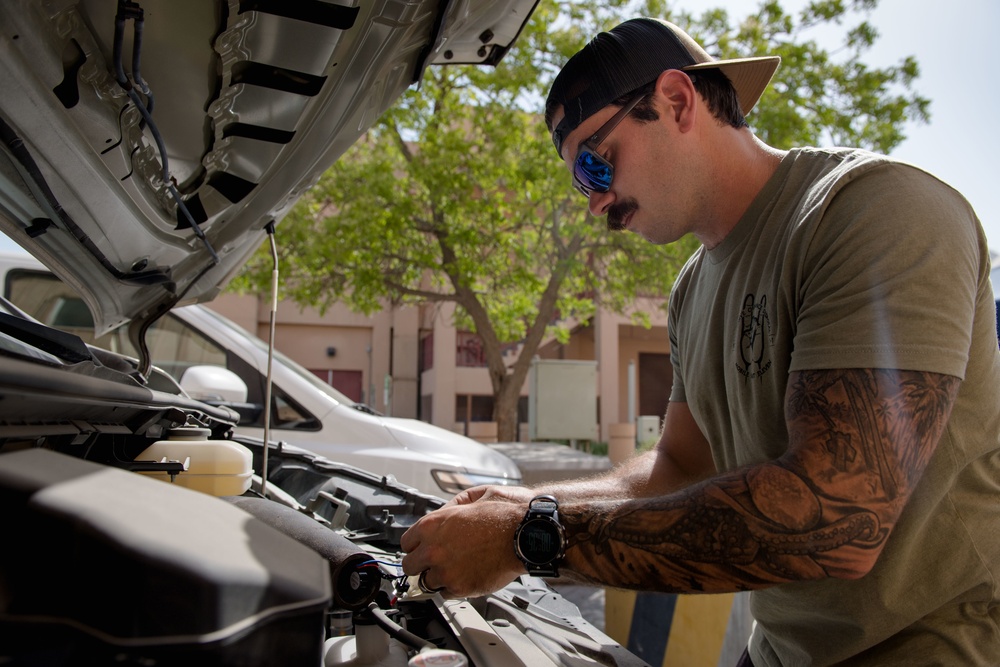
0;449;331;665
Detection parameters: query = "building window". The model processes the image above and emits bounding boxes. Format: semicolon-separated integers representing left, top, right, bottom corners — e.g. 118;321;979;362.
420;332;434;371
456;394;495;424
638;352;672;419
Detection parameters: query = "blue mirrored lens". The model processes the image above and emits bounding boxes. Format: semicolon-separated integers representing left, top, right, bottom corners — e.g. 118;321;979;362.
574;150;612;192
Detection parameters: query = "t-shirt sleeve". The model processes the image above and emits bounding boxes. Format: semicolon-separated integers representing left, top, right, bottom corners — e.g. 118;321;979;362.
668;259;693;404
669;302;686;402
789;162;983;378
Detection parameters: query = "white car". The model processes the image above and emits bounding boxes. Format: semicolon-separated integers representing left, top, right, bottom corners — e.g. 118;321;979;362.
1;249;520;497
0;1;644;665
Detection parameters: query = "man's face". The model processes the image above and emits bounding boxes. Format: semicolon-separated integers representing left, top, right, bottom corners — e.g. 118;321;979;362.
564;93;646;198
553;96;690;246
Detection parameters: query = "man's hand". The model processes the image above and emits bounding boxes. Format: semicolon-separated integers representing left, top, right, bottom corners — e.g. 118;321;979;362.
401;491;526;598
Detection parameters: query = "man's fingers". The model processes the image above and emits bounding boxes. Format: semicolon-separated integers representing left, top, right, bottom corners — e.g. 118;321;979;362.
400;523;420;553
446;485;489;506
400;518;432;573
400;549;425;576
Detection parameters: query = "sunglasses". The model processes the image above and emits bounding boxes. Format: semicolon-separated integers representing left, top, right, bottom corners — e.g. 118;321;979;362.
572;92;646;197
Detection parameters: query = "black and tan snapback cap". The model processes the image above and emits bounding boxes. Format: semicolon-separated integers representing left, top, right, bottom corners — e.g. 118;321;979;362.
546;18;781;155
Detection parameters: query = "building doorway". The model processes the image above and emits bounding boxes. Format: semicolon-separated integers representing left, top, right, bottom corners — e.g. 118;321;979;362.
638;353;671;419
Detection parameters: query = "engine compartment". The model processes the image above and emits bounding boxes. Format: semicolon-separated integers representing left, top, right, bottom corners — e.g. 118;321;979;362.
0;426;646;667
0;308;645;666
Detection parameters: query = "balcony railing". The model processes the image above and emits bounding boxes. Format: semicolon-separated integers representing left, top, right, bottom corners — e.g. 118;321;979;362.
456;332;486;367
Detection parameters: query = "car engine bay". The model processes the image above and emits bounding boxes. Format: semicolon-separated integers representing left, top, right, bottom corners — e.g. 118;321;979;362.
0;308;646;666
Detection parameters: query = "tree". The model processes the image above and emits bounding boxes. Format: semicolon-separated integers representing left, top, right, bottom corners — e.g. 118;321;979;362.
232;0;929;442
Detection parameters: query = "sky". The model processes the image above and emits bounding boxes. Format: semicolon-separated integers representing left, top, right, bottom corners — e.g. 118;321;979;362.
2;0;997;254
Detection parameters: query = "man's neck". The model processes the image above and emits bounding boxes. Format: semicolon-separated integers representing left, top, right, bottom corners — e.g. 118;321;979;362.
696;131;785;250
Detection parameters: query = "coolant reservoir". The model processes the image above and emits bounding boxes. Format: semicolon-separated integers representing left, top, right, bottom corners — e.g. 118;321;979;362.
324;621;409;667
136;427;253;497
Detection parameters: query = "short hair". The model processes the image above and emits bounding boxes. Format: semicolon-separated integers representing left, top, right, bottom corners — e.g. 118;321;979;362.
608;70;748;130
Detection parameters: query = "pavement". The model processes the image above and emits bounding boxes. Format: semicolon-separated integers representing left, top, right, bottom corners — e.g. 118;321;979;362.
554;584;753;666
488;441;613;486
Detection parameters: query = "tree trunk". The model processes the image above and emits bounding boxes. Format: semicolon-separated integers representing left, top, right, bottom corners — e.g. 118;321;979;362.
493;379;521;442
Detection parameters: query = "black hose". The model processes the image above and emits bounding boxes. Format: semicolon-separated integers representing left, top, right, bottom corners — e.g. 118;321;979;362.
364;602;437;651
223;496;381;611
112;14;129;88
131;13;154;114
111;0;218;265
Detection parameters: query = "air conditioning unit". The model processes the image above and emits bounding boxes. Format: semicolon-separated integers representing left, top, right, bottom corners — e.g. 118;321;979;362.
636;415;662;447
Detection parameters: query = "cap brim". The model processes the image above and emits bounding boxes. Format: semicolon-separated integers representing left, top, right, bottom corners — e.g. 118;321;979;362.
684;56;781;115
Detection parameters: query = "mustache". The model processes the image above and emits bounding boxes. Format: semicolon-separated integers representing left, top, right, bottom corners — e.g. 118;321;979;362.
607;199;638;232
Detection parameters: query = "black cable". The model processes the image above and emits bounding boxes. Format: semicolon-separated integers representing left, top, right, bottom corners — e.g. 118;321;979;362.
0;116;170;285
364;602;437;651
111;0;218;265
112;11;129;89
131;11;154;114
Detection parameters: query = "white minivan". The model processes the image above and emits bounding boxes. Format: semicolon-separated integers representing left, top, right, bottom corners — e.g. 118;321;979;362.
1;251;520;497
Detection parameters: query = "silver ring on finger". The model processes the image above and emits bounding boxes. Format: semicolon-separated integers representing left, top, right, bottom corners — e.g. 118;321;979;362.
418;570;444;594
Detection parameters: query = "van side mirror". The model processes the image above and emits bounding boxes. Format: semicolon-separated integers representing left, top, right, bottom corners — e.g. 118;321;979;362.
179;365;261;424
180;365;248;402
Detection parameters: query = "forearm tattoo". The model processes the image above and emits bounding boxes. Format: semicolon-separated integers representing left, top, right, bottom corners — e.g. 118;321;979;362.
560;369;959;592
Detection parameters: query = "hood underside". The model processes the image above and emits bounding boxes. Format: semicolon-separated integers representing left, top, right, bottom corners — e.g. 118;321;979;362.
0;0;536;336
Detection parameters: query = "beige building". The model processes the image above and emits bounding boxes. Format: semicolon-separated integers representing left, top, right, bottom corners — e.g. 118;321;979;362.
207;292;672;444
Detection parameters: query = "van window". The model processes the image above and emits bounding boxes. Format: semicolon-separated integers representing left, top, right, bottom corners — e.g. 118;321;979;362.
4;269;320;431
194;305;356;407
147;315;227;379
5;270;227;370
227;351;320;431
5;269;108;347
5;268;319;431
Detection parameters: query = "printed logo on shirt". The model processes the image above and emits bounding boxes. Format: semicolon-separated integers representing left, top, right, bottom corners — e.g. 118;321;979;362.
737;293;773;381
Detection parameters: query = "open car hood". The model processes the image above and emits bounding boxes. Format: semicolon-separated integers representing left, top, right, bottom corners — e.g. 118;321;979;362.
0;0;536;339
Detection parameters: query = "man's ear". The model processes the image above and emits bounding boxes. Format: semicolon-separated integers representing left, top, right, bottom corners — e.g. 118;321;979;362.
654;69;698;132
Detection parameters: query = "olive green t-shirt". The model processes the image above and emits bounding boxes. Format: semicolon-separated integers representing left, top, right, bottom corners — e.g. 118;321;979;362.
668;147;1000;665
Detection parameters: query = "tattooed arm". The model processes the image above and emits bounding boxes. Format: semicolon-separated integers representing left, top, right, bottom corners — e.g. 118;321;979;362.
400;401;717;597
558;368;960;592
401;368;957;598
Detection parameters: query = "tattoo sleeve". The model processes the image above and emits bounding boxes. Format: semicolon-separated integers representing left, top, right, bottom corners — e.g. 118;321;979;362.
559;369;959;593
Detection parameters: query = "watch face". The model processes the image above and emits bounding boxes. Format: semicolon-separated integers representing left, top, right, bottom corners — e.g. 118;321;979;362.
518;518;562;565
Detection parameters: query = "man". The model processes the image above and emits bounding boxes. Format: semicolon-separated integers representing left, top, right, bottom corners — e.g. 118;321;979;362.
401;18;1000;665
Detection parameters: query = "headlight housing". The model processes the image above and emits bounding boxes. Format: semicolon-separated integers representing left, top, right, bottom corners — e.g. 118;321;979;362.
430;469;521;495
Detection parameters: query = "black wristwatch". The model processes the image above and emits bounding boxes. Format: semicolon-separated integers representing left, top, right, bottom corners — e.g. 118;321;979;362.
514;495;566;577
